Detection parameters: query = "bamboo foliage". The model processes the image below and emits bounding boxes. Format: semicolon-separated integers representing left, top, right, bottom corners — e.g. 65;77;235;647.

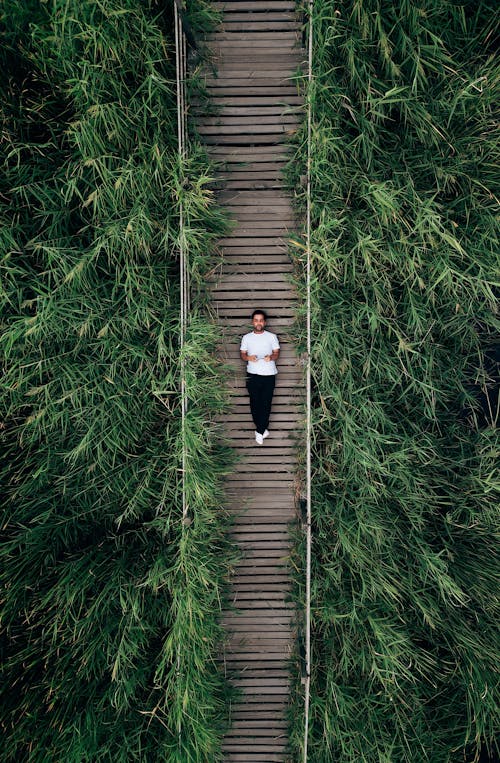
1;1;237;760
287;1;499;761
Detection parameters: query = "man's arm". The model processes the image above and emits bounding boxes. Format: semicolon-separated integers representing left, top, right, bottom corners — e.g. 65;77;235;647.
264;348;280;362
241;350;258;362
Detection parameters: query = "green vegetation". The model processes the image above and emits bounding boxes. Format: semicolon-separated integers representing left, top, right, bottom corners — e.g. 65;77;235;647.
2;1;498;761
286;1;499;761
0;1;238;760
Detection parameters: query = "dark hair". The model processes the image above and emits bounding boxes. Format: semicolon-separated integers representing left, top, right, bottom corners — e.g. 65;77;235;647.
251;309;267;320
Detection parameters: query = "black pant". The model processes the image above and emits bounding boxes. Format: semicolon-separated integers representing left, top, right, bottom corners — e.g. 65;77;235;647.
246;373;276;435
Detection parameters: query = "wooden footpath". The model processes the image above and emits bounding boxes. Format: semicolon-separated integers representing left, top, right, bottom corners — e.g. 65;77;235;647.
192;2;306;761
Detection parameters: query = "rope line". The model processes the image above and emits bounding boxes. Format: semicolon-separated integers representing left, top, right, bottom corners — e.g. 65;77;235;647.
174;1;189;526
304;0;314;760
174;0;189;749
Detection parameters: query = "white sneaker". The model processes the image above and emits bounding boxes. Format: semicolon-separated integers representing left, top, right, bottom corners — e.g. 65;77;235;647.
255;431;264;445
262;429;270;439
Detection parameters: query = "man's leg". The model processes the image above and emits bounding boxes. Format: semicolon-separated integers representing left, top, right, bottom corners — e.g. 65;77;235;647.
246;373;261;431
260;375;276;433
247;374;268;435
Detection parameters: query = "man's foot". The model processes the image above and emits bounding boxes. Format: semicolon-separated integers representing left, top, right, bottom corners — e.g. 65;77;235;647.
255;431;264;445
262;429;270;439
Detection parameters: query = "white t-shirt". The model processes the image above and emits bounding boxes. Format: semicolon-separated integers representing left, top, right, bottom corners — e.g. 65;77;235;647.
240;330;280;375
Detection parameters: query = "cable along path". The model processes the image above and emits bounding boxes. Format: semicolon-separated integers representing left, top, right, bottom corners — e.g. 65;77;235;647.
191;2;307;761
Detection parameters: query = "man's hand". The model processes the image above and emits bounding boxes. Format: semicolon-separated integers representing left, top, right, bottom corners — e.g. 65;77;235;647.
248;354;258;361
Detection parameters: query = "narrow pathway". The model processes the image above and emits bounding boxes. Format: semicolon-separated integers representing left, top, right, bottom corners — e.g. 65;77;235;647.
193;3;306;761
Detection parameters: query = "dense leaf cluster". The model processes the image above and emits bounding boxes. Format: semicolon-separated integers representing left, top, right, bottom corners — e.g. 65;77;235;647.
286;1;499;761
1;1;237;761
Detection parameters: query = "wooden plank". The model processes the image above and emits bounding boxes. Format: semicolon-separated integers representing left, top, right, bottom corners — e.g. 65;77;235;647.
224;447;298;455
204;46;302;53
225;487;295;495
203;75;304;87
227;381;302;388
214;4;294;10
220;197;294;207
222;664;293;674
224;753;287;762
224;731;288;741
227;497;296;505
211;173;286;182
230;550;293;562
225;498;296;504
213;264;294;273
225;718;289;728
202;138;292;150
210;146;288;156
207;173;287;185
197;95;303;106
213;181;286;189
216;20;299;30
203;74;299;85
227;517;296;526
225;702;290;713
198;114;299;125
205;31;300;41
217;187;293;197
226;499;296;508
223;616;294;626
212;1;297;9
203;83;299;94
225;605;295;616
212;286;295;297
216;221;297;231
216;252;296;261
227;521;295;530
225;632;294;643
227;586;293;596
229;523;295;533
207;39;300;49
197;124;296;136
206;64;302;75
212;179;283;190
215;261;292;269
192;105;302;117
216;245;292;252
227;515;296;524
228;546;295;556
224;725;288;735
217;209;296;218
219;637;293;640
229;588;294;598
198;52;304;63
210;165;288;178
224;755;287;762
215;18;296;28
213;302;296;310
227;689;290;700
201;101;298;117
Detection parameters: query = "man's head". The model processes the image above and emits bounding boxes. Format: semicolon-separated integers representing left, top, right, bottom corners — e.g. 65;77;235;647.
251;309;267;333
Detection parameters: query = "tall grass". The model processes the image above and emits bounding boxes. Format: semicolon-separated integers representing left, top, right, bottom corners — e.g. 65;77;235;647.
286;1;499;760
0;1;238;760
